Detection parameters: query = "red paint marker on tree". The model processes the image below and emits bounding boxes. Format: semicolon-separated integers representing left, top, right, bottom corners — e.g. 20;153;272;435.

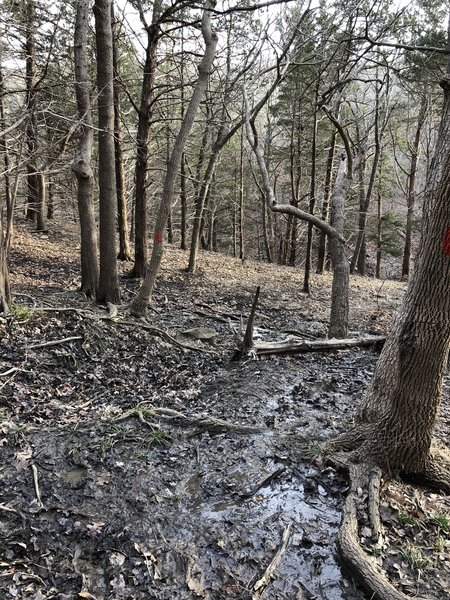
155;231;164;244
443;227;450;256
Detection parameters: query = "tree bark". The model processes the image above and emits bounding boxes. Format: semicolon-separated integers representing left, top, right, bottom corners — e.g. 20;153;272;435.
316;130;337;274
130;6;161;278
94;0;120;304
72;0;99;298
401;95;427;279
327;154;351;338
303;91;318;292
25;0;38;224
112;6;131;262
351;75;450;475
131;0;218;316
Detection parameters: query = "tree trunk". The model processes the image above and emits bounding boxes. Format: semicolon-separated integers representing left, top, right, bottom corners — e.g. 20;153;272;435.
112;6;131;262
402;95;427;279
180;152;187;250
351;77;386;275
328;155;350;339
25;0;38;224
245;99;351;338
130;10;160;278
72;0;99;298
179;36;187;251
0;233;10;314
131;0;217;316
352;75;450;475
303;93;318;293
35;172;46;230
375;190;382;279
94;0;120;304
238;124;245;261
0;48;12;235
316;130;337;274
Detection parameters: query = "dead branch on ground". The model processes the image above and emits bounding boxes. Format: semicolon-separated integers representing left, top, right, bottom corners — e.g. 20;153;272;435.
235;287;385;358
252;524;292;598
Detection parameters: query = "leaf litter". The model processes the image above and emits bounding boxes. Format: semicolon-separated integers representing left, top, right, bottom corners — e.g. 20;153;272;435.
0;222;449;599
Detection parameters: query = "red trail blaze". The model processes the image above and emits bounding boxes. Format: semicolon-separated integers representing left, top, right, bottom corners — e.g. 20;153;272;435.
443;228;450;256
155;231;164;244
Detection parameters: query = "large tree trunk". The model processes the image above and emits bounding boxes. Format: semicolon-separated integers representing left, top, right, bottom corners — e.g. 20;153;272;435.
72;0;99;298
131;0;218;316
329;71;450;600
130;12;160;278
94;0;120;304
342;75;450;477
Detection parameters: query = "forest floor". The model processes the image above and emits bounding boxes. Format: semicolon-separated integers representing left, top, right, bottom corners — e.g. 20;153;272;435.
1;221;449;600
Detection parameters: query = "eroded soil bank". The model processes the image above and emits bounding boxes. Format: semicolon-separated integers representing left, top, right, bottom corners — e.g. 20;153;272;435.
1;225;449;599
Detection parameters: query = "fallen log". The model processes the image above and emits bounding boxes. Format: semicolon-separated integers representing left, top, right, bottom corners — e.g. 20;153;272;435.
247;335;386;356
235;287;385;357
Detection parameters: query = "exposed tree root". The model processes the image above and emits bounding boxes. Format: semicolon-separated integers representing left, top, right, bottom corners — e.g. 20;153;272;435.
328;438;450;599
117;405;267;436
338;464;413;600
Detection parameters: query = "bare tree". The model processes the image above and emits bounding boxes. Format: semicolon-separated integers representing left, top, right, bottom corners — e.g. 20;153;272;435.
129;0;162;278
112;4;131;262
131;0;218;316
94;0;120;303
245;93;353;338
72;0;99;298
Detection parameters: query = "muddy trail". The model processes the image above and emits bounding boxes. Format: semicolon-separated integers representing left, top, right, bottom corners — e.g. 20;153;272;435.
1;224;449;600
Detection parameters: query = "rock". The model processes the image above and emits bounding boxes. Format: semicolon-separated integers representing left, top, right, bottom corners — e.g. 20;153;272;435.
182;327;217;340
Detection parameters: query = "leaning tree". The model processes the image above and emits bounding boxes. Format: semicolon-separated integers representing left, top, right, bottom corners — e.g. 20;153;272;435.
327;63;450;599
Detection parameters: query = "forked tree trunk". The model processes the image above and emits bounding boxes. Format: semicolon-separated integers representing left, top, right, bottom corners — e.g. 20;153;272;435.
72;0;99;298
94;0;120;304
131;0;218;316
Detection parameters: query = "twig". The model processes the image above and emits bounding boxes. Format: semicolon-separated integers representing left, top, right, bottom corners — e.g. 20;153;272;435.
252;524;292;597
241;466;286;499
21;336;83;350
30;464;44;508
0;367;20;377
0;503;26;521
